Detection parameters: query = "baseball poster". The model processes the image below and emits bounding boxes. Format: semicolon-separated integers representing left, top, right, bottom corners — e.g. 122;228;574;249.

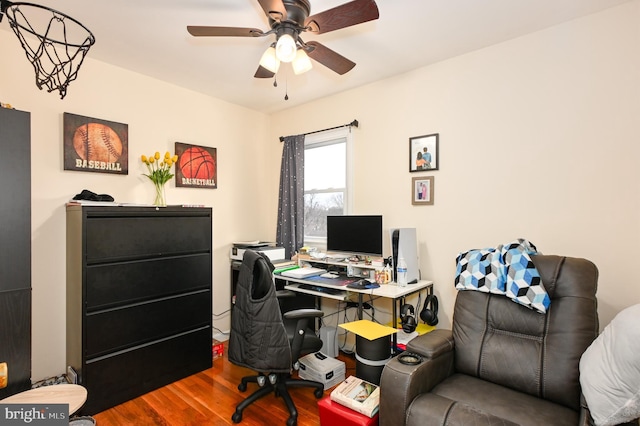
63;112;128;174
174;142;217;189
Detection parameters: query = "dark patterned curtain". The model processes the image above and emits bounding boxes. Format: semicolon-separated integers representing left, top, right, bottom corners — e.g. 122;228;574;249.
276;134;305;259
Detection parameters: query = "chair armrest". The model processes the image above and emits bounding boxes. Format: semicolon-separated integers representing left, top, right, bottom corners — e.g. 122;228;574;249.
276;289;297;299
379;330;455;426
283;308;324;320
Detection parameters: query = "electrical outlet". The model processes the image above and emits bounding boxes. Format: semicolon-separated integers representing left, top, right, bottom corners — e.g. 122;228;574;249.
0;362;7;389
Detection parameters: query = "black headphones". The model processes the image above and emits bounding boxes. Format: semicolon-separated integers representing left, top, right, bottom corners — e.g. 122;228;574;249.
400;304;417;333
419;294;439;326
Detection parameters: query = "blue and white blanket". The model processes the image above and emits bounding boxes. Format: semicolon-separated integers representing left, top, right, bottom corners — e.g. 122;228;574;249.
454;239;550;314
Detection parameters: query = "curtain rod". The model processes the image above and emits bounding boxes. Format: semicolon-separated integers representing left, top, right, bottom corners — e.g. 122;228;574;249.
279;119;358;142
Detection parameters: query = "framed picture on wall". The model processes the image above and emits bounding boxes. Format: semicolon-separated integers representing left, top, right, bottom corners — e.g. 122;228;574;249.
63;112;128;174
412;176;434;205
410;133;439;172
174;142;217;189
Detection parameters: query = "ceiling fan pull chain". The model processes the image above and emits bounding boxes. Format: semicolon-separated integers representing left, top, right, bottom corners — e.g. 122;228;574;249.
285;76;289;100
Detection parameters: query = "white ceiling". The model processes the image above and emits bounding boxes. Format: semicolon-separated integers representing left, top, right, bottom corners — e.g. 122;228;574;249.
2;0;631;113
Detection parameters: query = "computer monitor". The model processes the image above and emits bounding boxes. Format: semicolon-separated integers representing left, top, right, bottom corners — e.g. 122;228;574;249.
326;215;383;257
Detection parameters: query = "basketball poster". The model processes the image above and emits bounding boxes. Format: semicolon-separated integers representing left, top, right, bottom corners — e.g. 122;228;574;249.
174;142;217;189
63;112;128;174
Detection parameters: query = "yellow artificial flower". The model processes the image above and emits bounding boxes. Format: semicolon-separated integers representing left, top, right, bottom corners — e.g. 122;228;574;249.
141;150;178;185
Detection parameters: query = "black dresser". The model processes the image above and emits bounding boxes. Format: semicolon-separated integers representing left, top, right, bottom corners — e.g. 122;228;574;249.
66;205;213;414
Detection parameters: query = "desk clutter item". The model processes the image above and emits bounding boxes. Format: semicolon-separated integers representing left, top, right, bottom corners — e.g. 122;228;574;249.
297;283;344;295
318;396;379;426
330;375;380;418
347;279;380;290
298;352;345;390
281;267;327;279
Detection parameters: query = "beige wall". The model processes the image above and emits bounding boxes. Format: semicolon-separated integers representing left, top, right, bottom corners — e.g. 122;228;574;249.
268;2;640;332
1;0;638;383
0;29;271;380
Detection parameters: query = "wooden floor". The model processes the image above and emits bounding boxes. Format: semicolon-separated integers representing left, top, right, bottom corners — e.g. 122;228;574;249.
92;346;357;426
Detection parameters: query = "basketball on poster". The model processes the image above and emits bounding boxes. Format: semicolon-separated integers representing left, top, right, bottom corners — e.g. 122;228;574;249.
175;142;217;188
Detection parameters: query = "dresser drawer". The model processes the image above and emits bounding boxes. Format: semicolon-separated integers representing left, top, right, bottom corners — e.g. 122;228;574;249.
85;254;210;311
85;215;211;262
80;327;212;415
85;291;211;358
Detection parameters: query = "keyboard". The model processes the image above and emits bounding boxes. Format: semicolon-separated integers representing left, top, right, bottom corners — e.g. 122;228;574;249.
297;283;344;295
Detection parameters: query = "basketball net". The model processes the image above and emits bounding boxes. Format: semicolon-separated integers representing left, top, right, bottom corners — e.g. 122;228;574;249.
0;1;95;99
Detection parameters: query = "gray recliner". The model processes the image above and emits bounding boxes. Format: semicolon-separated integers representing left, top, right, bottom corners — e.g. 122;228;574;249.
380;254;608;426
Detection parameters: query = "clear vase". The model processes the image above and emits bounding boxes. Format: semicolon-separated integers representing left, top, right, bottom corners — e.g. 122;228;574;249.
153;181;166;207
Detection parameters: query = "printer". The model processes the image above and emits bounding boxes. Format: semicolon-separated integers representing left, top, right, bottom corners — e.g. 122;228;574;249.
230;242;286;262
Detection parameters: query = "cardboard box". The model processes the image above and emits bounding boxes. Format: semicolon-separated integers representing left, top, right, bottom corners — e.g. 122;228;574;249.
318;396;379;426
298;352;345;390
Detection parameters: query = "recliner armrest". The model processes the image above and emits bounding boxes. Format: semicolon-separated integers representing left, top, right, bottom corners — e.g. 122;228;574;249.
379;329;455;426
407;329;455;359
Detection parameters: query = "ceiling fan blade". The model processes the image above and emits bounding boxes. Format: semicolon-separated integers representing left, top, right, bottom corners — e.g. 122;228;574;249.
306;41;355;75
254;65;275;79
304;0;379;34
257;0;288;22
187;26;264;37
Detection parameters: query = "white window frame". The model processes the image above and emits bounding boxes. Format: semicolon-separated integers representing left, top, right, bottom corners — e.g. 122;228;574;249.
303;127;354;248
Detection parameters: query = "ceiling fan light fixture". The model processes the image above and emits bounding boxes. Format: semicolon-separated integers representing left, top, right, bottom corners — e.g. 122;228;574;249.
275;33;297;63
259;46;280;73
292;48;312;75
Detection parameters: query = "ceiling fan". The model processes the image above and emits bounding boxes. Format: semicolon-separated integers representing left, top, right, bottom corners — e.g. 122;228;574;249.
187;0;379;78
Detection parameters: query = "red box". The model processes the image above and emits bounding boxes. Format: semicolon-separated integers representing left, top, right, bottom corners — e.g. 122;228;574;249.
318;396;379;426
212;342;224;359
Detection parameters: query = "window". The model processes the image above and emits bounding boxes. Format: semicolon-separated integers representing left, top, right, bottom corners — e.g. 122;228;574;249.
303;127;352;248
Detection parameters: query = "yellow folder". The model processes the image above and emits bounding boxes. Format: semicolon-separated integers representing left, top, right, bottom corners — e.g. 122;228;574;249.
339;320;398;341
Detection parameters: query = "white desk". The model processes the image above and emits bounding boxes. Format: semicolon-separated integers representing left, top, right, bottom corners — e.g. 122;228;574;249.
276;273;433;351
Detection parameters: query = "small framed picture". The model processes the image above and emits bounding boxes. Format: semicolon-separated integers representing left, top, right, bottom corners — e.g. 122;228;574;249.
412;176;434;205
410;133;439;172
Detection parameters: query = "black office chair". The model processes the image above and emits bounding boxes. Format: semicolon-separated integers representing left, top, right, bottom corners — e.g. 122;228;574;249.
228;250;325;426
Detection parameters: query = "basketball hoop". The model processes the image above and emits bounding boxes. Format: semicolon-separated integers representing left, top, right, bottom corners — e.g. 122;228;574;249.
0;1;95;99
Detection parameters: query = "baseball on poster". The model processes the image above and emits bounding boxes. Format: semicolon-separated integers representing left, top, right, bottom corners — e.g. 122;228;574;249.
63;112;128;174
175;142;217;189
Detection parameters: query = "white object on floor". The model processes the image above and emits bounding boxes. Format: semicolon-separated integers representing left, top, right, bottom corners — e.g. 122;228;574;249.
0;384;87;415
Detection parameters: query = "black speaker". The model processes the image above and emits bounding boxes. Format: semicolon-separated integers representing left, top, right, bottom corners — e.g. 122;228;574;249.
419;294;439;326
400;304;417;333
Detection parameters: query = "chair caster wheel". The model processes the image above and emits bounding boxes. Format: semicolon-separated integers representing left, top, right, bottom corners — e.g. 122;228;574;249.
232;411;242;423
314;389;323;398
286;416;297;426
238;383;247;392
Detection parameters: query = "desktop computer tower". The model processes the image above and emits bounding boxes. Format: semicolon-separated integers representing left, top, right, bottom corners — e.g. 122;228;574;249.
390;228;420;284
